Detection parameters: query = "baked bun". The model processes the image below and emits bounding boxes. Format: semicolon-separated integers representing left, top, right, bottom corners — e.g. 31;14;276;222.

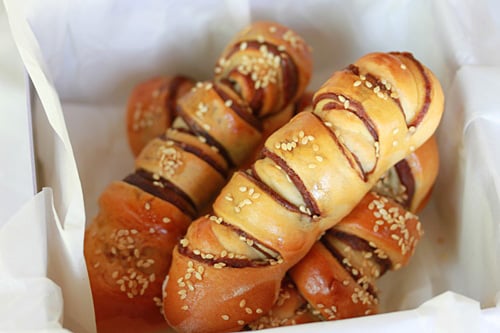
126;75;195;156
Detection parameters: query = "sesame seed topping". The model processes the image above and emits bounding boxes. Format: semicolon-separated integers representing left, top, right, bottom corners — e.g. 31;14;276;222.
353;80;362;87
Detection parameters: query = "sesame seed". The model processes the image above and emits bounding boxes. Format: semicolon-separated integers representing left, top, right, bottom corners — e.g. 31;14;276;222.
221;314;230;320
225;99;233;107
400;64;407;70
353;80;362;87
144;202;151;210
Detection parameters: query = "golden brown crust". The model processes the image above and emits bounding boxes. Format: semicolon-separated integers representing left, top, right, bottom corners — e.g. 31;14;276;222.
126;76;195;156
84;181;192;333
162;51;444;332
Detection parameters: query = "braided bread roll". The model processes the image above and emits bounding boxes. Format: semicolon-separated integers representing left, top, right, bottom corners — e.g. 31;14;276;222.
85;21;312;333
250;136;439;329
126;75;195;156
162;52;444;333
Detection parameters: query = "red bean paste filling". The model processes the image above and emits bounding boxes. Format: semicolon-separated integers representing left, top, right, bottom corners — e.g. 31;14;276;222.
123;169;197;219
164;75;194;124
393;158;415;209
261;148;321;217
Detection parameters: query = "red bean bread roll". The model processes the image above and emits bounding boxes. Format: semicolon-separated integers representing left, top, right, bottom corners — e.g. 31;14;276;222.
162;51;444;333
250;136;438;329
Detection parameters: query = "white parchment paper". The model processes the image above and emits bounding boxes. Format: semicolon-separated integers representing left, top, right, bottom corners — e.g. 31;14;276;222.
2;0;500;332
